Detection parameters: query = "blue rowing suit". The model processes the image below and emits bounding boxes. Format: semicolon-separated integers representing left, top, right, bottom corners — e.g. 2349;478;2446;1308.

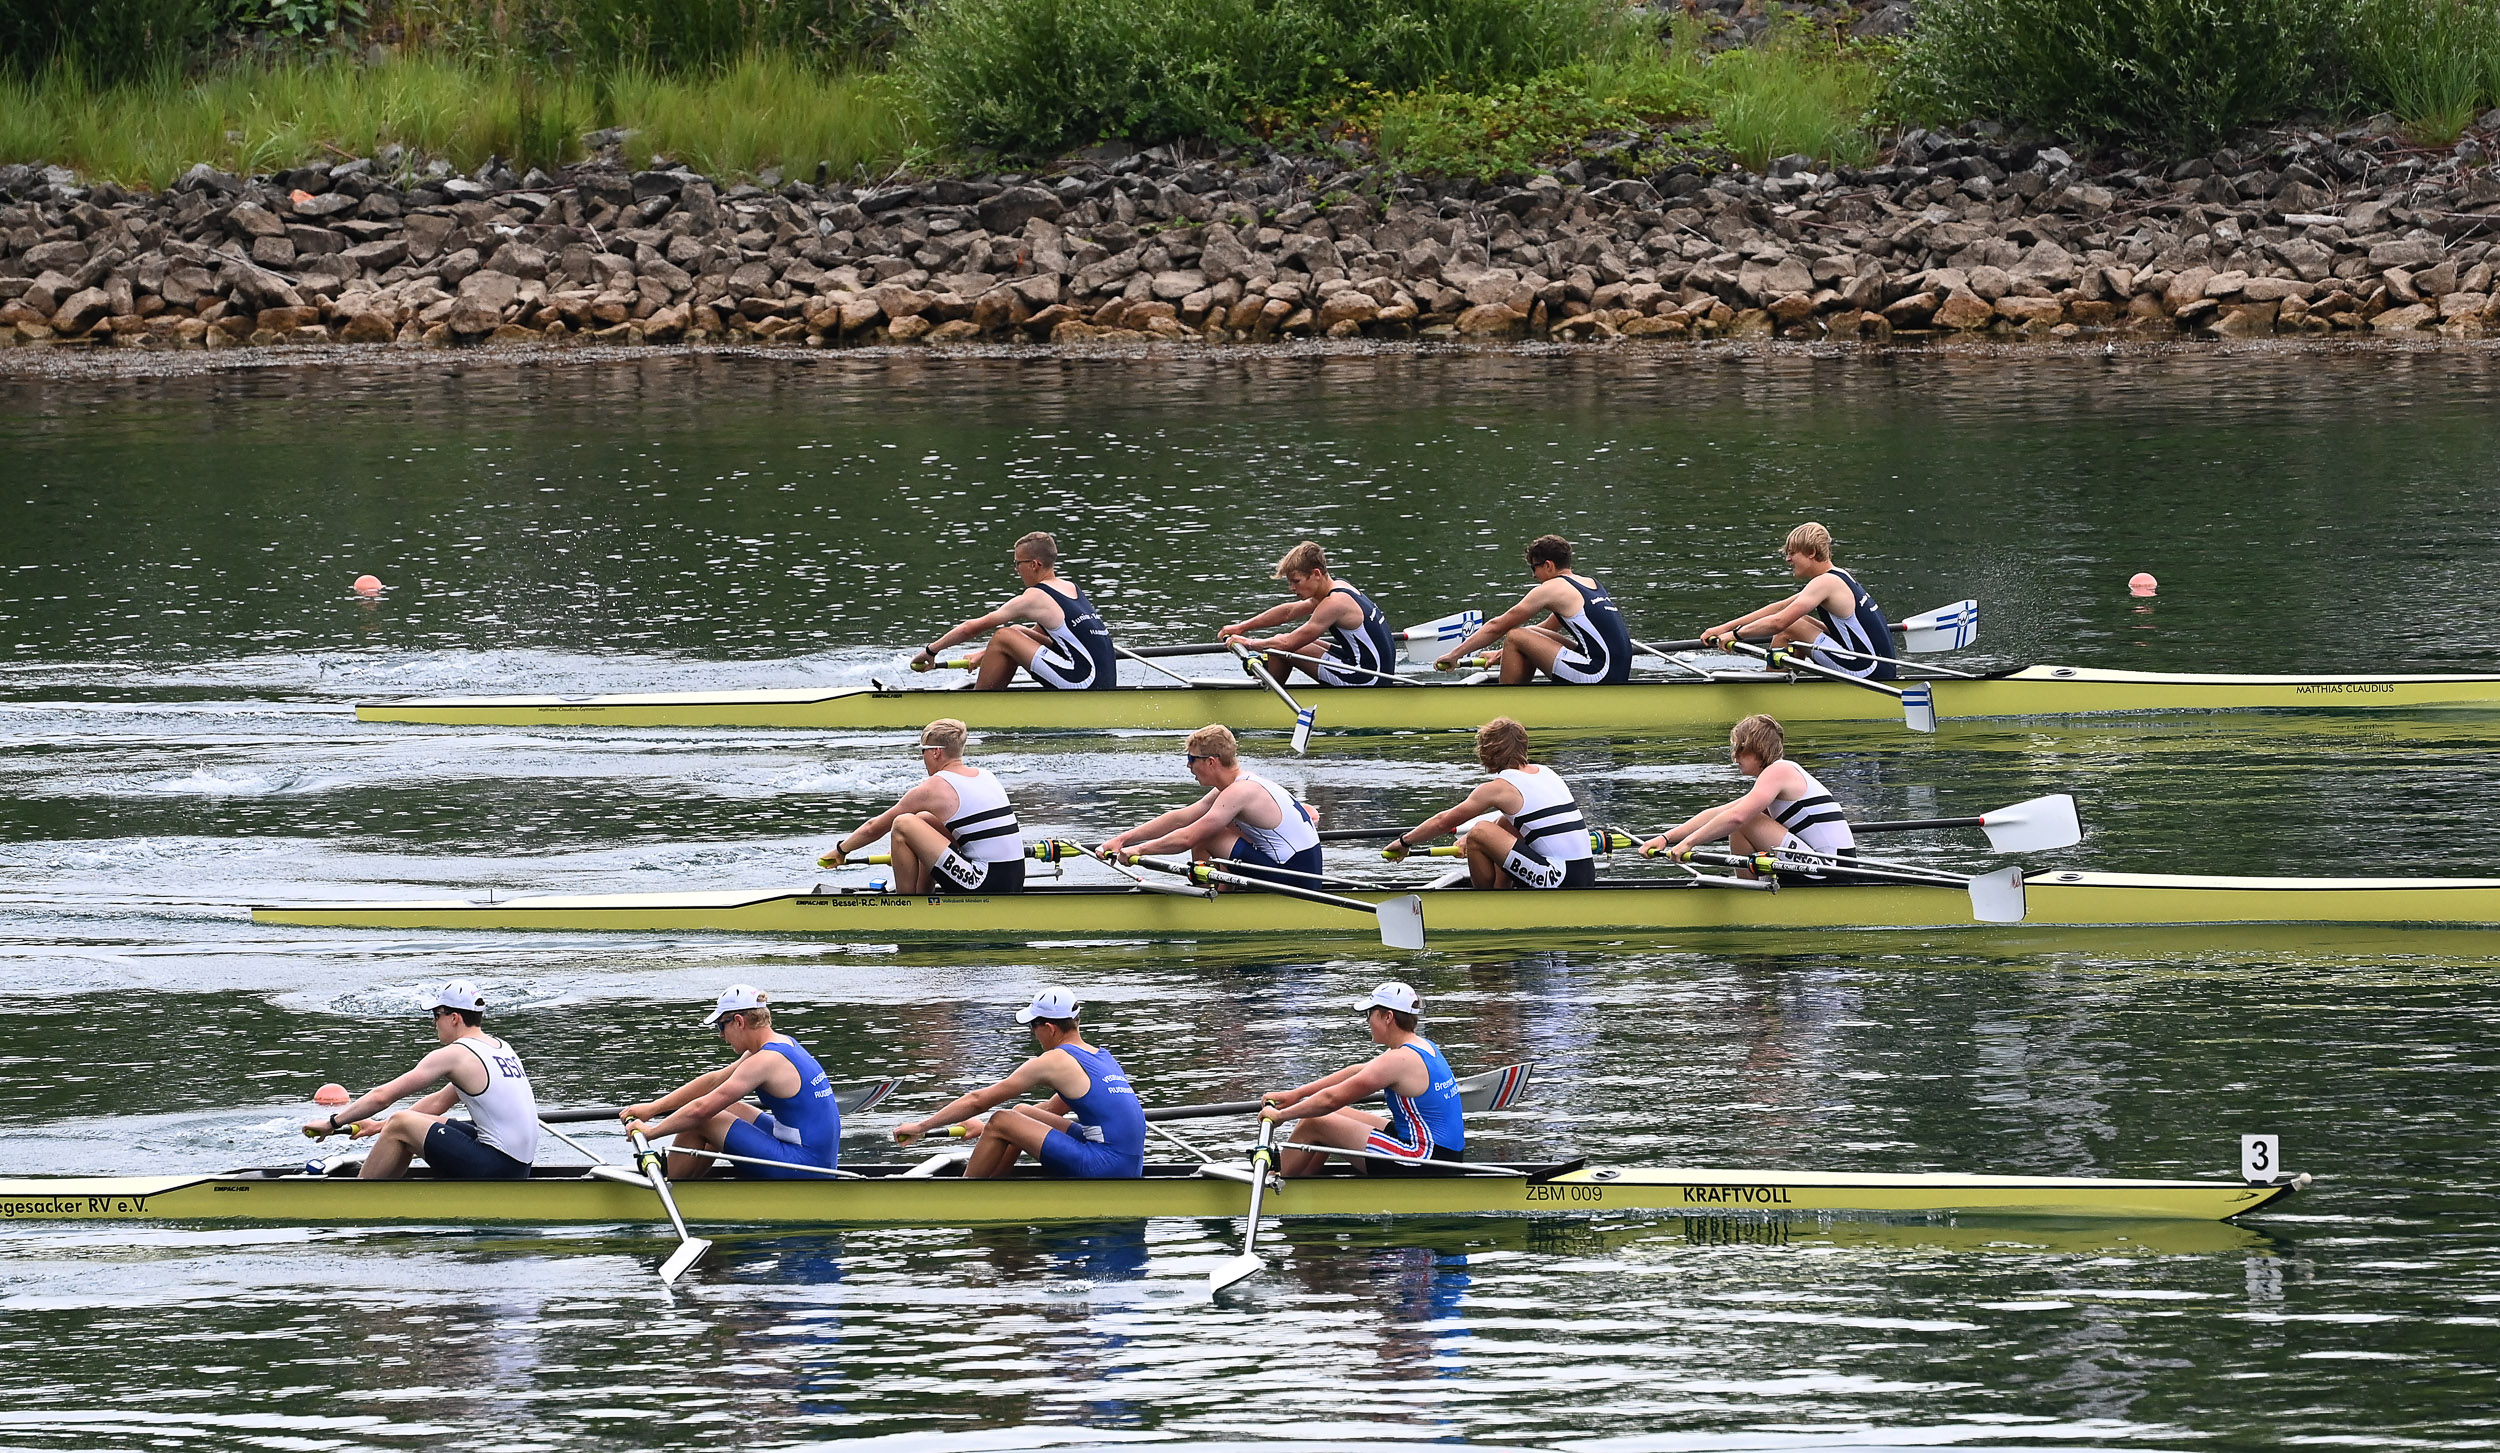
1364;1036;1466;1164
1312;585;1398;686
722;1037;842;1177
1807;567;1897;681
1038;1042;1147;1178
1548;576;1635;685
1027;580;1121;691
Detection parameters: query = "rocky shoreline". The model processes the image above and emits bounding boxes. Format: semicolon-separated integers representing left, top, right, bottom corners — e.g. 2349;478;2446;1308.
8;118;2500;353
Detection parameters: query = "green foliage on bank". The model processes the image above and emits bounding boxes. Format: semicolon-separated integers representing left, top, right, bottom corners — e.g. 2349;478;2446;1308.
2342;0;2500;142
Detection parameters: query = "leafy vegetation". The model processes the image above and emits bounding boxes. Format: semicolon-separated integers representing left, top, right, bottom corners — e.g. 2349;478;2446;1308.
2342;0;2500;143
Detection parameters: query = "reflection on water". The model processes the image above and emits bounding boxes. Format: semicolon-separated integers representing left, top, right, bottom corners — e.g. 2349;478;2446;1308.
3;350;2498;1449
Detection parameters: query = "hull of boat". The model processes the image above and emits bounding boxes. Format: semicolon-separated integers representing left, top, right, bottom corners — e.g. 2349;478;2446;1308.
0;1164;2302;1225
352;666;2500;733
248;872;2500;940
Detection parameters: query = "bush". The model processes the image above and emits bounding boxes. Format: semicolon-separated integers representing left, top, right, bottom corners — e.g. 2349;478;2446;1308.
1905;0;2337;149
2343;0;2500;143
897;0;1628;156
0;0;223;82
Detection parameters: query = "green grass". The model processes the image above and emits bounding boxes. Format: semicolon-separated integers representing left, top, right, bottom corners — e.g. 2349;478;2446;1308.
0;51;919;187
2343;0;2500;145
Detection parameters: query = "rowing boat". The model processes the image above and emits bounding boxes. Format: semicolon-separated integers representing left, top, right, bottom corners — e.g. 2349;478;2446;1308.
0;1160;2306;1225
250;871;2500;940
350;665;2500;733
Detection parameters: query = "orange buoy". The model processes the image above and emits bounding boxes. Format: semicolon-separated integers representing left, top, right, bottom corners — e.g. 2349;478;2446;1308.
353;574;383;596
2128;572;2158;597
314;1083;351;1105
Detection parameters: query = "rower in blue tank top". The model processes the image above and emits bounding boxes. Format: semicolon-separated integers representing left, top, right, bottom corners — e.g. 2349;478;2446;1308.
1700;521;1898;681
910;530;1122;691
894;986;1147;1179
622;985;841;1180
1221;540;1402;687
1264;981;1466;1177
1434;534;1634;685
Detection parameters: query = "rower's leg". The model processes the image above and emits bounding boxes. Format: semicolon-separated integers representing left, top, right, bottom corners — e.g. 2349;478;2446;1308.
889;813;952;894
1771;616;1827;650
668;1105;758;1179
1279;1109;1388;1177
964;1106;1054;1178
1727;816;1786;877
357;1111;438;1179
1465;822;1519;889
976;627;1047;690
1500;629;1563;684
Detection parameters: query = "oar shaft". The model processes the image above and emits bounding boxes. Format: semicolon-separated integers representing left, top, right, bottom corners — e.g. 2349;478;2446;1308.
628;1130;695;1241
1121;642;1230;659
1127;853;1381;915
1853;815;1986;834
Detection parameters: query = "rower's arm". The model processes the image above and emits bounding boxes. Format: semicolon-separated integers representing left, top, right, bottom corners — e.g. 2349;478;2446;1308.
1657;768;1789;850
645;1054;790;1140
321;1046;467;1127
1101;793;1215;855
1130;780;1266;855
924;588;1047;656
1443;583;1560;661
901;1053;1061;1137
1271;1056;1402;1119
830;777;956;861
1221;598;1314;637
1395;780;1521;850
624;1066;737;1122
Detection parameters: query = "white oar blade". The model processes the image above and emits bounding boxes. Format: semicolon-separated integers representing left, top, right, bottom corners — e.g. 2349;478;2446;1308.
587;1165;655;1189
1399;610;1483;663
1901;599;1979;652
659;1236;713;1285
1209;1251;1267;1295
1901;681;1938;734
1979;794;2082;854
1290;706;1315;755
1376;894;1426;951
1968;866;2027;923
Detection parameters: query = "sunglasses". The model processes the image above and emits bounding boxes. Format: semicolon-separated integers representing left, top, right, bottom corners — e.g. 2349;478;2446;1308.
1185;753;1215;765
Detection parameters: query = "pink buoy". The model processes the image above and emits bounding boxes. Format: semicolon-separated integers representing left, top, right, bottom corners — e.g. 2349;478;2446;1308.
2128;572;2158;597
314;1082;351;1105
353;574;383;596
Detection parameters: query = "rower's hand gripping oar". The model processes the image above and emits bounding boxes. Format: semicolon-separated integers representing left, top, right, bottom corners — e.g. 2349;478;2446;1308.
1710;635;1937;733
1120;852;1425;950
626;1128;712;1285
1210;1110;1283;1296
1228;640;1315;752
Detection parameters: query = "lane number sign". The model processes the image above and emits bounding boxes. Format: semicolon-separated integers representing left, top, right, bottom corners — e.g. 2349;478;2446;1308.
2241;1133;2281;1182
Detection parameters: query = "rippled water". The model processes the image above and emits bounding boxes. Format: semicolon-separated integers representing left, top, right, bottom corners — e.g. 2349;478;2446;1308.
3;346;2498;1452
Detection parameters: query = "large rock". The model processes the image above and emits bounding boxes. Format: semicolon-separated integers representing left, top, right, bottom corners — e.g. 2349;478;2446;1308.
2212;301;2279;337
2368;239;2437;269
1316;291;1381;330
1736;256;1813;305
2163;267;2216;313
1149;270;1207;302
1455;303;1526;337
977;185;1062;234
2011;240;2080;286
226;202;286;238
337;310;397;343
342;239;407;273
2369;302;2436;331
51;286;111;335
1932;289;1996;330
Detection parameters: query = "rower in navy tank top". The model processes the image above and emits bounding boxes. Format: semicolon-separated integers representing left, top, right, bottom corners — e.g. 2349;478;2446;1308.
892;987;1147;1179
1433;534;1634;686
911;530;1122;692
1700;522;1897;681
622;985;842;1180
1266;982;1468;1177
1221;541;1402;687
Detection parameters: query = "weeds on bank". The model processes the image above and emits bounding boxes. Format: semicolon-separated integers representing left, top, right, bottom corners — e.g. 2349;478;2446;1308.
2343;0;2500;144
0;51;919;186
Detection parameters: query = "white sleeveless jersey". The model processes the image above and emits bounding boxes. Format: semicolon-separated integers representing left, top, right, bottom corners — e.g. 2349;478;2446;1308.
1769;765;1856;855
452;1034;540;1164
1232;773;1320;861
939;764;1024;863
1498;765;1591;861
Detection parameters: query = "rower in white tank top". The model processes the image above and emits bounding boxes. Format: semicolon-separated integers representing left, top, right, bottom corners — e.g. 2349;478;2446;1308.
450;1034;541;1164
1232;773;1321;863
1765;763;1856;858
1381;719;1599;891
928;761;1028;894
1639;714;1856;881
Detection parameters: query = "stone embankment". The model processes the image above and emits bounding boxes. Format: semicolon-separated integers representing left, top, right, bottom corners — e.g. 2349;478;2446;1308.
8;120;2500;352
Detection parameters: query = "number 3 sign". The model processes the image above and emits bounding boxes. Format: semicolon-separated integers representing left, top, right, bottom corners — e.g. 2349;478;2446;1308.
2241;1134;2281;1182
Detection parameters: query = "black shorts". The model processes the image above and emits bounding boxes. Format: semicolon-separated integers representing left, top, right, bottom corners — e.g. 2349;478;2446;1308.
931;856;1025;895
1501;853;1597;890
422;1119;531;1180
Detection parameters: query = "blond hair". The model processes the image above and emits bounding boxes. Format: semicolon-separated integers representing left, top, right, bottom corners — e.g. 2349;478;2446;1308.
1185;723;1239;765
1275;541;1329;579
1475;716;1531;772
1784;522;1833;562
919;718;968;757
1014;531;1060;565
1730;714;1786;763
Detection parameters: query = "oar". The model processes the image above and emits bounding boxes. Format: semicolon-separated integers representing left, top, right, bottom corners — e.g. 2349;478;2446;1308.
1120;641;1232;659
1898;598;1980;652
1122;853;1425;950
1669;845;2027;923
1395;610;1484;664
541;1078;900;1125
1117;643;1222;689
1229;641;1316;752
1712;637;1937;733
832;841;1085;869
1251;645;1418;686
1210;1113;1282;1296
1852;794;2082;854
1146;1062;1532;1123
626;1128;712;1284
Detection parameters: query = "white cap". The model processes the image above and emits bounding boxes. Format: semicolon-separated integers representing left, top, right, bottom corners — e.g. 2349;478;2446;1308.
703;983;770;1026
1356;981;1420;1016
1015;986;1082;1024
424;980;485;1013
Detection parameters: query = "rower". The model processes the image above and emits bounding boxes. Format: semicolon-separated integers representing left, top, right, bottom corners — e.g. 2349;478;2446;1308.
621;985;839;1180
911;531;1120;691
1263;981;1464;1177
1641;713;1855;876
1435;534;1633;685
1217;540;1399;686
1383;716;1595;889
817;717;1025;894
300;980;538;1181
893;987;1146;1180
1701;521;1897;681
1096;724;1323;888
